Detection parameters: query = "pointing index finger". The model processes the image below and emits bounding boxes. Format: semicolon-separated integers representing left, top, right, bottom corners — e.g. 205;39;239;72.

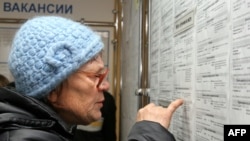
167;99;184;114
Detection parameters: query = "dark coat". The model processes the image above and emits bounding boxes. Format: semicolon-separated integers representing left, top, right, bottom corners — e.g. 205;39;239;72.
0;87;74;141
128;121;176;141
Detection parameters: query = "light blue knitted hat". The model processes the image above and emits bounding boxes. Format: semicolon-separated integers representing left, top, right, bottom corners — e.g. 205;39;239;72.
8;16;104;98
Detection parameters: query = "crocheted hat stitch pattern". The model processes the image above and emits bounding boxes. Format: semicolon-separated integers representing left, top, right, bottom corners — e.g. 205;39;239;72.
8;16;104;98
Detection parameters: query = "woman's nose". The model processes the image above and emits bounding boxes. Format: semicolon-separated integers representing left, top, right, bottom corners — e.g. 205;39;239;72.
98;80;110;91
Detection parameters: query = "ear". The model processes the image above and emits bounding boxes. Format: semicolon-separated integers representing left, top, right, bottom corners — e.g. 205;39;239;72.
47;90;58;103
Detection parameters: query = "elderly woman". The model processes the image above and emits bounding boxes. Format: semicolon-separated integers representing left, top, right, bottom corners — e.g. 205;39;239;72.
0;16;183;141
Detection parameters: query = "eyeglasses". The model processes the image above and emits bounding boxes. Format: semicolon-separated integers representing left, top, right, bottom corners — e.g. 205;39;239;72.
78;67;109;89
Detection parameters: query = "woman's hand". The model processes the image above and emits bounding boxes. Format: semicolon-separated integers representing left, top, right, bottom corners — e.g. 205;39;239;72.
136;99;184;129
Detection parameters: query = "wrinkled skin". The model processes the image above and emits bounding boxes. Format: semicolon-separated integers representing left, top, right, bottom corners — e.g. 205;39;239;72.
47;55;110;125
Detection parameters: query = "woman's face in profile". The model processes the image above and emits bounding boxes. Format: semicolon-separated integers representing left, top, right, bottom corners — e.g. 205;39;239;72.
47;55;110;125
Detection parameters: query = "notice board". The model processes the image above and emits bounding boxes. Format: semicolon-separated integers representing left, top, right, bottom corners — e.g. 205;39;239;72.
149;0;250;140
